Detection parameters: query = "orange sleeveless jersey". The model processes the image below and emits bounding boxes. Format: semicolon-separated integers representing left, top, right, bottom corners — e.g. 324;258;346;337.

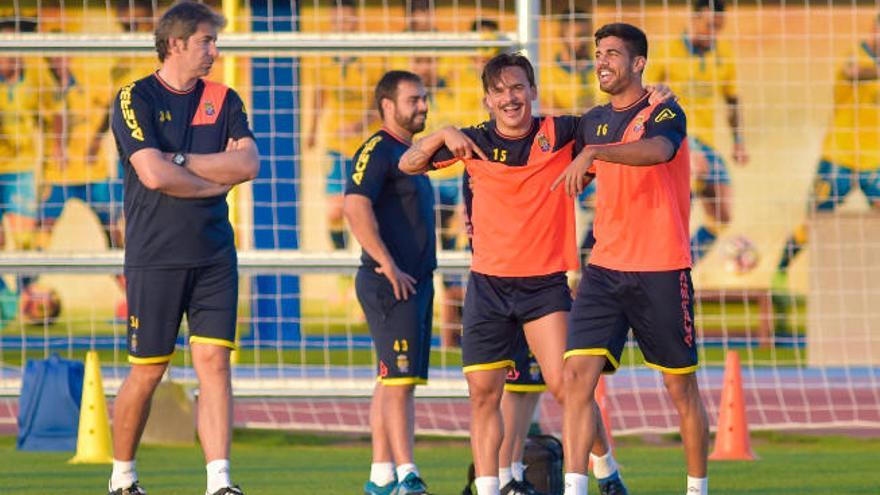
590;103;692;271
437;117;579;277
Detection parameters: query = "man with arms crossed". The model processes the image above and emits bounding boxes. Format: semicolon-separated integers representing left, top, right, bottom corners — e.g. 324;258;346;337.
555;23;709;495
108;2;259;494
400;52;643;495
344;70;433;495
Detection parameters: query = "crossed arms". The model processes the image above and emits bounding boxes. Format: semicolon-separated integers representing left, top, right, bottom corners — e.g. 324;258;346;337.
129;137;259;198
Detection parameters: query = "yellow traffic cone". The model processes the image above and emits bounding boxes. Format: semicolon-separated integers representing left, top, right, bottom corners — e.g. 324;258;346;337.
69;350;113;464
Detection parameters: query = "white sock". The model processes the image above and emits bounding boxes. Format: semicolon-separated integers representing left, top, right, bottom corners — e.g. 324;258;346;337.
686;475;708;495
395;463;419;483
511;461;526;482
206;459;231;494
590;451;618;480
370;462;395;486
564;472;589;495
474;475;500;495
498;467;513;487
109;459;137;491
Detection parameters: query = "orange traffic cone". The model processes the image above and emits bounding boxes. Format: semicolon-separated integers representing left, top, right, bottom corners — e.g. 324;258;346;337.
709;350;757;460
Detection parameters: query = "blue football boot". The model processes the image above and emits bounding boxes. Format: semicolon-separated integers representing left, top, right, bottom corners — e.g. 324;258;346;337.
364;478;397;495
597;471;628;495
395;472;430;494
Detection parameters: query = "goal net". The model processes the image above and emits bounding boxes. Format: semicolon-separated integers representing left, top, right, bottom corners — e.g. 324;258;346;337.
0;0;878;437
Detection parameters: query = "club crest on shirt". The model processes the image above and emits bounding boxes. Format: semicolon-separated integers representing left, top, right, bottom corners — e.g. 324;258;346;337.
632;115;645;133
205;101;215;116
536;132;551;152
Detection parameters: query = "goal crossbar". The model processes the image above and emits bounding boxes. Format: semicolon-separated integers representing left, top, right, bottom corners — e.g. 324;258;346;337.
0;32;518;54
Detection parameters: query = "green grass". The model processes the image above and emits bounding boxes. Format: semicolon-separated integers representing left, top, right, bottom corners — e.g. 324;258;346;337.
2;431;878;494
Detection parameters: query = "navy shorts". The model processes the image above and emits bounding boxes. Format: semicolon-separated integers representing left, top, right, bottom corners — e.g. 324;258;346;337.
504;327;546;392
125;261;239;364
462;271;571;373
356;268;434;385
566;265;698;374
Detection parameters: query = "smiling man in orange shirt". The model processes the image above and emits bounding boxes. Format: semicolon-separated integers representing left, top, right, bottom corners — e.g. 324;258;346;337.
554;23;709;495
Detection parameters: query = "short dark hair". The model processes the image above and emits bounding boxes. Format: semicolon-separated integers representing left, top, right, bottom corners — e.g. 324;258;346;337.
375;70;423;118
336;0;357;9
595;23;648;59
694;0;725;12
155;1;225;62
481;52;535;93
470;18;499;32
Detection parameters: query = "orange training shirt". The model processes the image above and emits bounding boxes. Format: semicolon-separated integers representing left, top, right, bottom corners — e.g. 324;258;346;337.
432;117;579;277
577;96;691;271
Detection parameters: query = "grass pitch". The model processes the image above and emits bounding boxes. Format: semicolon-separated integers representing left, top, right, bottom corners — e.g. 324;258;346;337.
2;430;878;494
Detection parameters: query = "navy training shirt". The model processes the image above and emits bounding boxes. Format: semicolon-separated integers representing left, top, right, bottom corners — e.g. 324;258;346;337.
345;128;437;281
112;74;254;268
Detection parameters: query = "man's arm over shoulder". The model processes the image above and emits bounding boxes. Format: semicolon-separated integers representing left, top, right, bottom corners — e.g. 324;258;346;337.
399;125;487;175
